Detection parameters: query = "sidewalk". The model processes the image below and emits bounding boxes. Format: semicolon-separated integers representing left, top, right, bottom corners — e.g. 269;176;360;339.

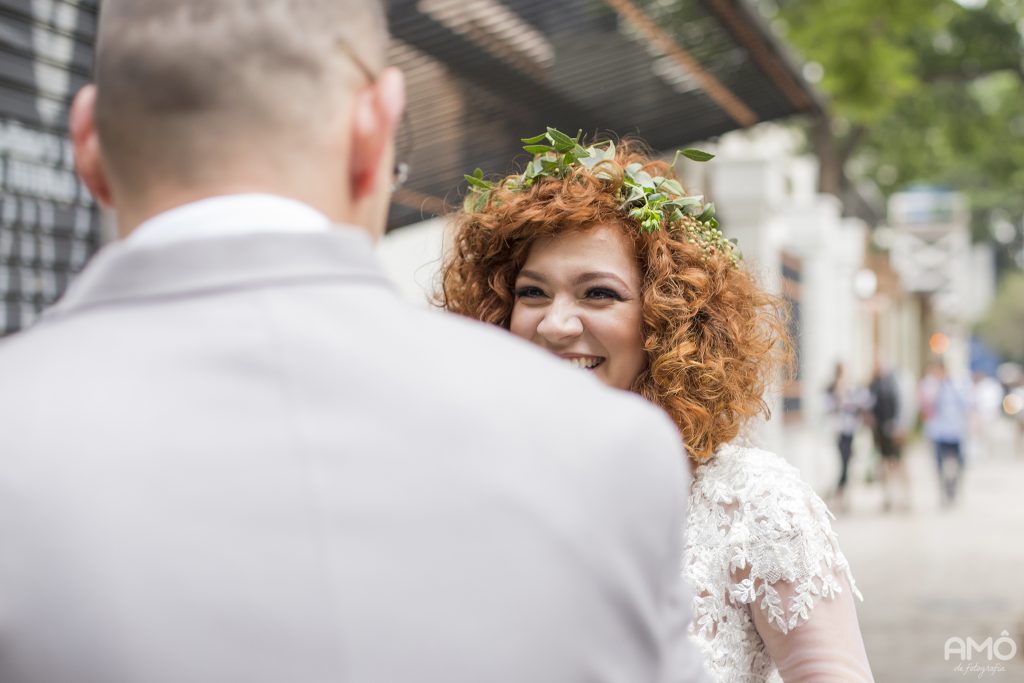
832;439;1024;682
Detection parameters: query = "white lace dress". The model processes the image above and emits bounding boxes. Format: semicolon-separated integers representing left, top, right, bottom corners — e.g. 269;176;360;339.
684;443;874;683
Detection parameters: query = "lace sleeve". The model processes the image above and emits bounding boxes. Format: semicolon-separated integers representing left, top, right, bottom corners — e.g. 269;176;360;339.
721;452;862;635
687;446;873;681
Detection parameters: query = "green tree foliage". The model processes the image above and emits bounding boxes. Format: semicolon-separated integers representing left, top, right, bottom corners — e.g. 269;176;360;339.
977;271;1024;363
774;0;941;124
766;0;1024;242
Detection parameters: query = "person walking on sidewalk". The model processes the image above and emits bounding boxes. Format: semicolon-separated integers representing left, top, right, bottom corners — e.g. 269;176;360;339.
827;362;870;512
868;361;911;512
919;360;971;507
970;370;1007;461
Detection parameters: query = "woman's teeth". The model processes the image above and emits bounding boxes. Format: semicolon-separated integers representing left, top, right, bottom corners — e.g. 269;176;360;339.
566;357;602;369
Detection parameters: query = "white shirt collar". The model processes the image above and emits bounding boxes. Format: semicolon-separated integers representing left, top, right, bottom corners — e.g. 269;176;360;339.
127;194;334;247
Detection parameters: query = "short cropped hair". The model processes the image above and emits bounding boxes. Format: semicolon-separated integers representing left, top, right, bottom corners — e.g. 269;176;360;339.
439;139;792;462
93;0;387;191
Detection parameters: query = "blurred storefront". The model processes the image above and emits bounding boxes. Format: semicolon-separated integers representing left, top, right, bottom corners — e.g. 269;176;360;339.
887;188;996;378
0;0;102;336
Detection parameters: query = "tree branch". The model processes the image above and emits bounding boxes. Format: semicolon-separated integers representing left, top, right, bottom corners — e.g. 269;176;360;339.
922;67;1024;85
838;124;868;168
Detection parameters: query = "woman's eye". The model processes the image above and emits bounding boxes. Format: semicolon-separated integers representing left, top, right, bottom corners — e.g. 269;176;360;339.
514;286;546;299
585;287;623;301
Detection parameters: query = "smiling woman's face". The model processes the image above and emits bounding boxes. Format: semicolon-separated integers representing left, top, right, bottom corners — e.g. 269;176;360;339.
510;223;646;390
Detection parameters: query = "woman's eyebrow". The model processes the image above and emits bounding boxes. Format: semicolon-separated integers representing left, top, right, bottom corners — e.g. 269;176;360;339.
517;269;548;282
574;271;630;290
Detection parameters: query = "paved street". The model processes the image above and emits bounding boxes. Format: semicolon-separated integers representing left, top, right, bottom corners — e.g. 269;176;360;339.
833;436;1024;682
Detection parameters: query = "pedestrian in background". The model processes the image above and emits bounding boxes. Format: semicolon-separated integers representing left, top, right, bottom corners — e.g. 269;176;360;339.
826;362;870;512
919;360;971;507
971;370;1007;460
868;360;911;512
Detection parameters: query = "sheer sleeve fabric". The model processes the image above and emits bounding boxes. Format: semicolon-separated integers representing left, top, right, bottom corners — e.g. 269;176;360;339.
751;574;873;682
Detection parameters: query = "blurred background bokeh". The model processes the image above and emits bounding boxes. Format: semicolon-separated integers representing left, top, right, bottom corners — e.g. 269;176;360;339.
2;1;1023;680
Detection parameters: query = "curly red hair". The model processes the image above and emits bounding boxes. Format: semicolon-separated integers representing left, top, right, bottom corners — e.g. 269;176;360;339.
438;138;791;462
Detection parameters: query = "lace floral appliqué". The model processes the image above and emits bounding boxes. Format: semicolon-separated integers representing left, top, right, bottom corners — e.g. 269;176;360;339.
684;444;862;682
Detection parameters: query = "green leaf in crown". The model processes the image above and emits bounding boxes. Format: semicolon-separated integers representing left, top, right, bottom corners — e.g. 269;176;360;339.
463;127;740;266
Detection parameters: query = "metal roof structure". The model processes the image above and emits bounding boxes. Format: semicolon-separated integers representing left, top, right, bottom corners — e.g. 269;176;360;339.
385;0;824;230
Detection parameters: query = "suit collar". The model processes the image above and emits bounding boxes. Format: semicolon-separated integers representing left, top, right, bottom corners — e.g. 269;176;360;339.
46;228;396;318
127;194;333;247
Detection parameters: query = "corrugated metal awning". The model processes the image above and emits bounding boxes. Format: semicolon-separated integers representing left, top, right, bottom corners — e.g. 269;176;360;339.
386;0;823;230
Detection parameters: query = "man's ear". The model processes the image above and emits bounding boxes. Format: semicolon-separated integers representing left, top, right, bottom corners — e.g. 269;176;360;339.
349;67;406;201
69;84;115;208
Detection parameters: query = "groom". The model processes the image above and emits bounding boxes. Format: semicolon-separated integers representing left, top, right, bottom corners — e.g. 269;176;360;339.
0;2;707;682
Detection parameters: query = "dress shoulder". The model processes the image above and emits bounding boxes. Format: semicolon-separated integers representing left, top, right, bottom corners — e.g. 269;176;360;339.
690;443;862;634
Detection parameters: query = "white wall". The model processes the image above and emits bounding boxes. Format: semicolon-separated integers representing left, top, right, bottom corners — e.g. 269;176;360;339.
375;217;447;306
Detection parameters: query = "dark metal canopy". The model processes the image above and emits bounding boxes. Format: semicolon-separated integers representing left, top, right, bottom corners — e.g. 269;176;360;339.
385;0;824;230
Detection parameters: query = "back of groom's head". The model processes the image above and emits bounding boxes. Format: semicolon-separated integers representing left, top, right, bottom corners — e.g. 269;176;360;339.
73;0;403;236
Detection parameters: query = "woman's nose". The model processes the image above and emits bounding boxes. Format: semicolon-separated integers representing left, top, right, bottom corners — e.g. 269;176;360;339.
536;299;583;343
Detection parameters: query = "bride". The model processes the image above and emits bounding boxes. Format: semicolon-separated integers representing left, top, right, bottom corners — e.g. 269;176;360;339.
439;129;874;682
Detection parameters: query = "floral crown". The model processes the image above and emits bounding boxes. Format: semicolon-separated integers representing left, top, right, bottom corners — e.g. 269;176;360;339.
463;127;740;265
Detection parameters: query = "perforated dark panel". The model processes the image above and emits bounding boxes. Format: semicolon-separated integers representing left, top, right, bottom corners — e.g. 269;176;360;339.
0;0;101;335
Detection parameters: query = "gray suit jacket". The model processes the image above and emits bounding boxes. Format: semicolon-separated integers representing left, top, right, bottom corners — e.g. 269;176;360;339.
0;229;707;683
